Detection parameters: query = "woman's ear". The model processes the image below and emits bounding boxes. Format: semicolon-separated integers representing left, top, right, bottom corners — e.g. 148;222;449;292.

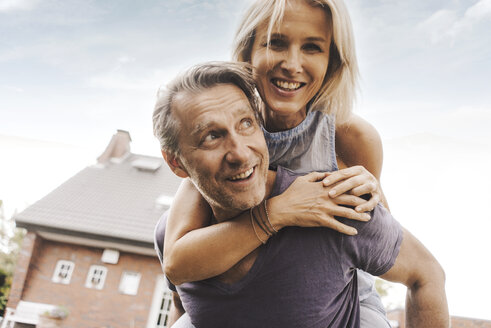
162;150;189;178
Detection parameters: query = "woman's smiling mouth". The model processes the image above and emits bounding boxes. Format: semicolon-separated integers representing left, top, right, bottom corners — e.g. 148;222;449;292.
272;79;304;91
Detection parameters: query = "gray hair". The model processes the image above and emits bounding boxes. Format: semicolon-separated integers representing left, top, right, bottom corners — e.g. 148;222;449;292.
153;61;261;155
232;0;359;123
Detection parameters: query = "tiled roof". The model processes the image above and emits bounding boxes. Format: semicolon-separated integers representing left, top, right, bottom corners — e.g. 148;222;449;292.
14;153;182;245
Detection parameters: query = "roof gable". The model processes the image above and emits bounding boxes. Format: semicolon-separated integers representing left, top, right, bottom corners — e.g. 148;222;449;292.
15;153;182;245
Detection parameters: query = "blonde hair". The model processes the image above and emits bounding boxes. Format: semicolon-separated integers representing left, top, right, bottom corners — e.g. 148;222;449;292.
232;0;359;123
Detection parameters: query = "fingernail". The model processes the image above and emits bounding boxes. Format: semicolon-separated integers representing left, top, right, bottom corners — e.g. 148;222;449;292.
355;206;362;212
363;213;371;221
351;229;358;235
329;190;336;196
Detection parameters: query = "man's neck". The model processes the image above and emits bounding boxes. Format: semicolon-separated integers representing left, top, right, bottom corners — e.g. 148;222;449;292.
212;170;277;223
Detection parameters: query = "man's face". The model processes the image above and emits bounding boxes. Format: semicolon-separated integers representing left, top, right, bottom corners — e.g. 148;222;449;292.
170;84;269;219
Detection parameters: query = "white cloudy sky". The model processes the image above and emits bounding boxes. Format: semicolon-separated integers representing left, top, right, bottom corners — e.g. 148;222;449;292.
1;0;491;321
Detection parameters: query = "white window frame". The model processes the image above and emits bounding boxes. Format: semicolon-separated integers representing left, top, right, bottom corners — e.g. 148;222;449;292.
85;265;107;290
119;271;141;295
146;275;173;328
51;260;74;284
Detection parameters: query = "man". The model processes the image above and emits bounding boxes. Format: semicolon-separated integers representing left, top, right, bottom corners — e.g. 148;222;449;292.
152;62;449;328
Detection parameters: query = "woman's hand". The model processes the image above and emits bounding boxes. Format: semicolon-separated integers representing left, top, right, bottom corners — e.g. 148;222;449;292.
321;166;381;213
268;171;371;236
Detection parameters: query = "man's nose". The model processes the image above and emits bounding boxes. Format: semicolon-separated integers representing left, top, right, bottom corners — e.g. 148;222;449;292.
224;134;251;164
280;48;302;74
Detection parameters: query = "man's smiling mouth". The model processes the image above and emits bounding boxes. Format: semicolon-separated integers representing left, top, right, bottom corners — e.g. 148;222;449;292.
229;167;254;181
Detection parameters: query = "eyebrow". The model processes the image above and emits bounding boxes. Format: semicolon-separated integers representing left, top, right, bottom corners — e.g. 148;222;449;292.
191;121;214;138
190;107;255;137
268;33;328;43
305;36;328;43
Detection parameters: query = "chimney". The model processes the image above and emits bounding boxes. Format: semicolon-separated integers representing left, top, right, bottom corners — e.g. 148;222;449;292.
97;130;132;164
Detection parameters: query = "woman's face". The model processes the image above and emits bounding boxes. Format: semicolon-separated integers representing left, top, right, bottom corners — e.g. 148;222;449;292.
250;0;331;126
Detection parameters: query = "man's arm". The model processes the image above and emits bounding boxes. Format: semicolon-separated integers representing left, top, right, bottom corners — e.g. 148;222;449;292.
380;228;449;328
167;291;185;327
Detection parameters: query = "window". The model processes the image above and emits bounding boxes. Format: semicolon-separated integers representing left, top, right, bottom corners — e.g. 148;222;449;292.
155;288;173;327
52;260;74;284
146;275;173;328
119;271;141;295
85;265;107;290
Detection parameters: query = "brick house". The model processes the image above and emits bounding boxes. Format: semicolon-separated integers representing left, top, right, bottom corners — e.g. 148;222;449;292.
4;131;181;328
387;308;491;328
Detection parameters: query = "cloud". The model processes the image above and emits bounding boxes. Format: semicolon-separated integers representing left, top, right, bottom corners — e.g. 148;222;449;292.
117;55;135;64
465;0;491;21
0;85;24;93
88;72;156;91
418;0;491;44
417;9;458;44
87;66;182;92
0;0;40;12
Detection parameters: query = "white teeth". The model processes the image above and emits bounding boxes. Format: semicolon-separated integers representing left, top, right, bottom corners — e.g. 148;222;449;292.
274;80;301;90
230;168;254;181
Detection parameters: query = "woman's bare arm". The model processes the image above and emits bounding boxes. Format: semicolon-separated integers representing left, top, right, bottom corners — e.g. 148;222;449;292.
334;114;390;210
164;178;267;285
164;172;371;285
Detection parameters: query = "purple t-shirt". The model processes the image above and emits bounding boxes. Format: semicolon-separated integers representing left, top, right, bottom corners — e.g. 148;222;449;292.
155;167;403;328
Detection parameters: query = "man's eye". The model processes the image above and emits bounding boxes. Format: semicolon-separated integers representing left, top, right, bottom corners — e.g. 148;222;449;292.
203;133;219;143
240;118;253;130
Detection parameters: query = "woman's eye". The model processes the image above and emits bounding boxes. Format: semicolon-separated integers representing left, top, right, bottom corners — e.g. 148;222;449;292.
303;43;322;53
267;39;286;50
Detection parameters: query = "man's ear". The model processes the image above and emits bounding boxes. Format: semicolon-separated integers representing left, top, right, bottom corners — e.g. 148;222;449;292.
162;150;189;178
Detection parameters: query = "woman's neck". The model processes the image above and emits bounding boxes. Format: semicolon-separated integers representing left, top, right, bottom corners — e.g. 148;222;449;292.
263;107;307;132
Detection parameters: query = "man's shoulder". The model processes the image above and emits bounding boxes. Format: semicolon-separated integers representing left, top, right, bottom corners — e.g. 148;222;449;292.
268;166;302;197
154;211;168;264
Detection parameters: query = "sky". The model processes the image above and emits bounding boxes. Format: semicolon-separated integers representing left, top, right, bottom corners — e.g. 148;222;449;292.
1;0;491;321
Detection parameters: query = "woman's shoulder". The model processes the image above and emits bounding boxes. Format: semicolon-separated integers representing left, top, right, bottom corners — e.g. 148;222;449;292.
335;115;383;178
336;115;380;140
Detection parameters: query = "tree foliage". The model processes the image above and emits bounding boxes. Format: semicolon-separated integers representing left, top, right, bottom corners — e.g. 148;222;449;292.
0;200;26;316
375;278;404;311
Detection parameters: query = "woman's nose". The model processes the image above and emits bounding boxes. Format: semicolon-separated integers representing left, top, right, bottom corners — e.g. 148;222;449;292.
280;48;302;74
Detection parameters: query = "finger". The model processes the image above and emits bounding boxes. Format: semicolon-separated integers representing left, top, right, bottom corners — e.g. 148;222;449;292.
351;181;377;196
322;167;359;187
306;171;329;183
355;194;380;213
330;205;371;222
332;194;367;207
328;176;363;198
322;218;358;235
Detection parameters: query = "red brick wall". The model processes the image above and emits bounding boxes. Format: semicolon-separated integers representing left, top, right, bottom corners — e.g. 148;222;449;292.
451;317;491;328
7;231;42;308
18;237;163;328
387;309;491;328
387;309;405;327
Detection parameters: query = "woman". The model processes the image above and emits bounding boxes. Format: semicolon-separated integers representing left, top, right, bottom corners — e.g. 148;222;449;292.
160;0;390;327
